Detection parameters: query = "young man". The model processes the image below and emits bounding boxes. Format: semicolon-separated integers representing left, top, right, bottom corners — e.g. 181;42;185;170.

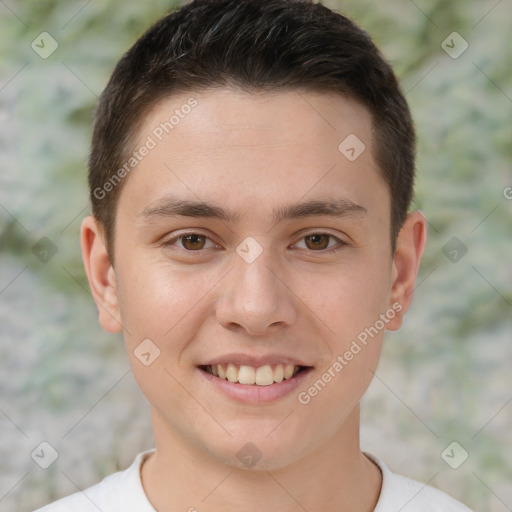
35;0;473;510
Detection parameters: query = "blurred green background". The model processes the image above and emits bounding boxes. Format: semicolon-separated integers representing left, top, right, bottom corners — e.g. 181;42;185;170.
0;0;511;510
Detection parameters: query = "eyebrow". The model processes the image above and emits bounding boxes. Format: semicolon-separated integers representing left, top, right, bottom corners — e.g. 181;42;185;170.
137;194;367;225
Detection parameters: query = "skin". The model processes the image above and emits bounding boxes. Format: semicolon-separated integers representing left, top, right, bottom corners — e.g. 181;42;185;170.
81;88;427;512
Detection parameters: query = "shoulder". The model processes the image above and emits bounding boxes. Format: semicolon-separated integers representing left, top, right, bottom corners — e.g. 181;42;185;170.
32;450;156;512
366;453;474;512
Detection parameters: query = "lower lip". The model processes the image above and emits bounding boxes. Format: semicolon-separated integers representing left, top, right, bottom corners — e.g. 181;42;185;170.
197;367;313;404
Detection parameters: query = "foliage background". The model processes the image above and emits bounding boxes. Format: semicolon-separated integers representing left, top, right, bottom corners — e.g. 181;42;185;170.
0;0;510;510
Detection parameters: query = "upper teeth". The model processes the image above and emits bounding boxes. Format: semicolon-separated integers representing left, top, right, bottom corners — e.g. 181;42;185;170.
206;363;300;386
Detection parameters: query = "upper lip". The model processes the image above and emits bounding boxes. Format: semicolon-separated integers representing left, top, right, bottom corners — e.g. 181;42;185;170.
199;353;312;367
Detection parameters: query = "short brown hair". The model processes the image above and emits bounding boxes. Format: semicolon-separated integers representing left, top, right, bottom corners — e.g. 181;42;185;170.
89;0;415;262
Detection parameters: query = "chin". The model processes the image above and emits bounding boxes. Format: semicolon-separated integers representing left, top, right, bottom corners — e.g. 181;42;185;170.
204;430;309;472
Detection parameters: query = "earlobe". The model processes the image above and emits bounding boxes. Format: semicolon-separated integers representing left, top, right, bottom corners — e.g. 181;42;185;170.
80;216;123;333
386;210;427;331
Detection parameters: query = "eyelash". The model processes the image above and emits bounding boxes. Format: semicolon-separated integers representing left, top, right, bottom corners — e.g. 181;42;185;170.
162;231;347;254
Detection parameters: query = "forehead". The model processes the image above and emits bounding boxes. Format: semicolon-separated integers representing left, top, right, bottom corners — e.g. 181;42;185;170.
120;88;388;227
138;87;372;148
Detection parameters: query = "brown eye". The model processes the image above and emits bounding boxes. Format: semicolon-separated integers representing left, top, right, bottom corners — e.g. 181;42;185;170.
163;233;216;251
180;234;207;250
304;234;331;250
294;233;344;252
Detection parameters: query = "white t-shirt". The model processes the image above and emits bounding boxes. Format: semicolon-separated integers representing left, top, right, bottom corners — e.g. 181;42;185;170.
33;450;473;511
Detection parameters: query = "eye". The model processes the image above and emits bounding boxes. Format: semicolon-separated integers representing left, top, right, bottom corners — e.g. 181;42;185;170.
163;232;218;251
294;232;345;252
162;231;346;253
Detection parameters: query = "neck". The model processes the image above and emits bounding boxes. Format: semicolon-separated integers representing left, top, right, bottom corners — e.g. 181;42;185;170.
141;404;382;512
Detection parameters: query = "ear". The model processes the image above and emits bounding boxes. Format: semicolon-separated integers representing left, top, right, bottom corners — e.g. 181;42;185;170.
386;210;427;331
80;215;123;333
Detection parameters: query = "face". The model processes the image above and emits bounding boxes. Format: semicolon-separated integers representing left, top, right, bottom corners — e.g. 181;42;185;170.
82;88;425;471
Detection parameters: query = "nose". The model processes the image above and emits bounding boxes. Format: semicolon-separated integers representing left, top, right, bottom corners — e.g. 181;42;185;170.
215;246;297;336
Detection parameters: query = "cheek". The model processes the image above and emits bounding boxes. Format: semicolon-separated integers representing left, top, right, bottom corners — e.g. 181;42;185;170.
295;338;382;437
294;264;389;422
117;262;209;410
307;258;392;343
116;258;209;349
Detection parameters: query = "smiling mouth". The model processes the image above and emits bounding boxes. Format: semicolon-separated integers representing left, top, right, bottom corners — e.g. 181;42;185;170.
198;363;310;386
